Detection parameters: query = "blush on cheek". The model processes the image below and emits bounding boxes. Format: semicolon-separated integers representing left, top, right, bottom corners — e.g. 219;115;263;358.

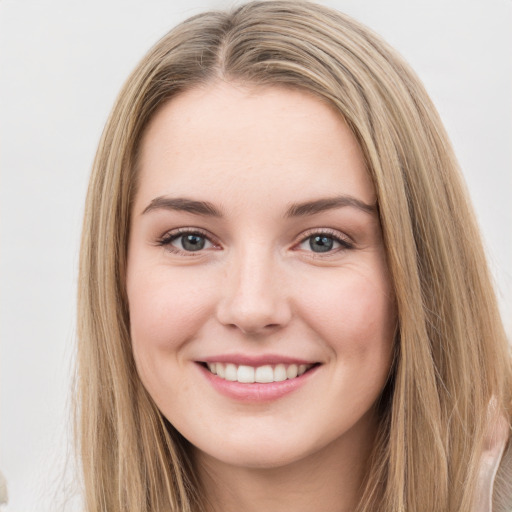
300;273;395;360
129;278;207;347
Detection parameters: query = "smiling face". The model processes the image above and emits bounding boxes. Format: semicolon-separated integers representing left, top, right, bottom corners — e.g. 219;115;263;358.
126;82;396;471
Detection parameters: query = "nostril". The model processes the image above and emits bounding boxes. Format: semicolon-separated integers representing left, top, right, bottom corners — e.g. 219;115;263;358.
215;274;292;334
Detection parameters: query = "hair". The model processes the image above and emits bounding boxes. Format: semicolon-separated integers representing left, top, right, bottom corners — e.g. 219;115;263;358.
76;1;512;511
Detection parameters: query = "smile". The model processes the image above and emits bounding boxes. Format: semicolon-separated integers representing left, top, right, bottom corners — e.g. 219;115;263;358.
204;362;315;383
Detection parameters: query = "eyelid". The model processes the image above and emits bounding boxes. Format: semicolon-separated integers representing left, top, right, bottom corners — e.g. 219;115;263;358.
155;226;353;256
156;227;221;254
293;228;354;252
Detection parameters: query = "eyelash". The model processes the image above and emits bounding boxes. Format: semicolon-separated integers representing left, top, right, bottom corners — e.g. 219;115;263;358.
156;228;219;255
156;228;354;255
295;228;354;255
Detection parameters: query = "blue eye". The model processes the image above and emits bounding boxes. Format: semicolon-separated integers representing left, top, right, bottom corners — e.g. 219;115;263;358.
298;232;351;253
158;230;215;253
173;234;209;251
309;235;336;252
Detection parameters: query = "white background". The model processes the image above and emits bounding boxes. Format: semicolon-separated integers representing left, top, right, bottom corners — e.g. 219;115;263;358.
1;0;511;510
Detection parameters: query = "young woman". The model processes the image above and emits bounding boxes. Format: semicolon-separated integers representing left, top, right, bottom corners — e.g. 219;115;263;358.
76;1;511;511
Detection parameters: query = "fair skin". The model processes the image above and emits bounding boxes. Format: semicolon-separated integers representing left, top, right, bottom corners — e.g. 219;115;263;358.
127;82;396;512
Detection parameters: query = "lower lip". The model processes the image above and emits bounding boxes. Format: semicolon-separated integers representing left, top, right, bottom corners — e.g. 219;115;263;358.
197;363;319;402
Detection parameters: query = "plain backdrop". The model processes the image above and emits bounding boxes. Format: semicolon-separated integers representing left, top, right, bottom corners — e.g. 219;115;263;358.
1;0;511;510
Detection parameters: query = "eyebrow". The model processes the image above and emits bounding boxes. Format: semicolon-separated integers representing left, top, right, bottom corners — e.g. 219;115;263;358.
285;196;377;217
142;196;222;217
141;194;377;218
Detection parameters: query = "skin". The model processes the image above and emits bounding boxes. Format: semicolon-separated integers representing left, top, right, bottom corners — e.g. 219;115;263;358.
127;82;397;512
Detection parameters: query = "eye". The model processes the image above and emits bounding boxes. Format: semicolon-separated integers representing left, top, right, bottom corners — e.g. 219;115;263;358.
297;231;353;254
157;229;217;254
173;233;211;251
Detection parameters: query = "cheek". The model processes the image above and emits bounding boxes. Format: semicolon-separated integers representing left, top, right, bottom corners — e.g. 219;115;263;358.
299;267;396;421
297;264;396;359
127;263;216;370
127;263;220;415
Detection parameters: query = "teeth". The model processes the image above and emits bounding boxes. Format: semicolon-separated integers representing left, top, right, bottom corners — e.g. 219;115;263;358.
274;364;287;382
205;362;314;383
237;365;255;383
225;363;237;381
216;363;226;379
286;364;298;379
255;365;274;383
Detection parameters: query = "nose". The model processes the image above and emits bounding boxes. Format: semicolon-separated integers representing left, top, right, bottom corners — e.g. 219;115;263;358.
215;246;292;335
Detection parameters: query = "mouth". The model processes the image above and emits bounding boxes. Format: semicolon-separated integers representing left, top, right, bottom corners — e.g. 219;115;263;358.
199;362;319;384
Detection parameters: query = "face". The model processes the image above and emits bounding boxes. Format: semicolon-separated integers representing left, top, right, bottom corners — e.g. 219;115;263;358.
127;82;396;470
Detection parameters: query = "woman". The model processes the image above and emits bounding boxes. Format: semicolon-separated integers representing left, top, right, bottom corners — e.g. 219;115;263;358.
76;1;511;510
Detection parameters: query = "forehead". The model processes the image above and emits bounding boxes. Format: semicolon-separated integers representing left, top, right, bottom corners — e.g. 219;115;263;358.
135;82;375;214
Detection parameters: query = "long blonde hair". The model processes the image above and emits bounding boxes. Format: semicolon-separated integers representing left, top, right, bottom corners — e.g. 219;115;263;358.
76;1;512;510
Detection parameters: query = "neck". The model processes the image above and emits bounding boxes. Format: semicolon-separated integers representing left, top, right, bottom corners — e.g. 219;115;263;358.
194;415;377;512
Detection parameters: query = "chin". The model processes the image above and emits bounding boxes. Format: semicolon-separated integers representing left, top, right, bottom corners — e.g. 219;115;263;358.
188;424;345;472
196;442;312;471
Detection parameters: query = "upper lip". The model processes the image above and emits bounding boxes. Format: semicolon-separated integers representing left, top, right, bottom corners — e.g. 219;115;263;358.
198;353;318;366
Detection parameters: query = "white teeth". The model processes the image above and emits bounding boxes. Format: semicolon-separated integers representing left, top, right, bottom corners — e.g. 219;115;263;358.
255;365;274;383
237;365;255;383
225;363;237;381
274;364;287;382
216;363;226;379
286;364;298;379
205;362;314;383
